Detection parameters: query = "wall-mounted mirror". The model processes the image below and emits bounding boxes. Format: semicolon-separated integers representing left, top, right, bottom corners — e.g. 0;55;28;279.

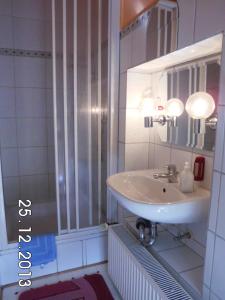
128;33;223;152
166;56;220;151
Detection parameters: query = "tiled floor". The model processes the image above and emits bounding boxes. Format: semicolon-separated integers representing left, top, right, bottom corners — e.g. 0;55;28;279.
126;218;204;297
3;264;122;300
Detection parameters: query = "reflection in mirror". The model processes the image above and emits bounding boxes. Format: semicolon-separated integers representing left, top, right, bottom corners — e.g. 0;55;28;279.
166;57;220;151
128;34;223;153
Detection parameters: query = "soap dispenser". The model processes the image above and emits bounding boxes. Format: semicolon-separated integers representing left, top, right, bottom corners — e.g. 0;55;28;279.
179;162;194;193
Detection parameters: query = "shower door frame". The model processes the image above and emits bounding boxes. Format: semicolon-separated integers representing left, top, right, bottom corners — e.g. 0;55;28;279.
0;0;120;251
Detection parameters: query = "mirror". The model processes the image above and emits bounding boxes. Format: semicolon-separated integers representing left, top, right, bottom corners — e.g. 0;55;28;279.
128;34;223;152
166;58;220;151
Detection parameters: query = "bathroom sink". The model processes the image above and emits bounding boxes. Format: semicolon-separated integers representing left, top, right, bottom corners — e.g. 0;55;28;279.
107;169;210;224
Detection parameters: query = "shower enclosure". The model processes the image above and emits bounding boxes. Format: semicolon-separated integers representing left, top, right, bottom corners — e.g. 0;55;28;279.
0;0;119;247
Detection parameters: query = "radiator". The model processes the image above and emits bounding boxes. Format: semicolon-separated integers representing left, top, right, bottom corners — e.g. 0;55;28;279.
108;225;193;300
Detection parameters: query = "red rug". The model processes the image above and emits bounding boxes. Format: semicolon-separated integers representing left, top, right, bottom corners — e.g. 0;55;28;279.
19;274;114;300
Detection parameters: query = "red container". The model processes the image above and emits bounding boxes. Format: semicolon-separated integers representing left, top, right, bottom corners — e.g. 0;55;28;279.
193;156;205;181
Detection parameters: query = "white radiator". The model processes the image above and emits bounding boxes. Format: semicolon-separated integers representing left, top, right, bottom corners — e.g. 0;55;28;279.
108;226;193;300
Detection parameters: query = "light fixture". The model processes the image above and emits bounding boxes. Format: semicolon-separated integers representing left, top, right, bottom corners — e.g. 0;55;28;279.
165;98;184;127
165;98;184;117
185;92;215;119
185;92;217;133
140;91;159;128
142;97;184;128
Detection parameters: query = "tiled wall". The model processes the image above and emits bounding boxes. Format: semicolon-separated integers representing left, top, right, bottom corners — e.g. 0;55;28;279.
0;0;54;211
119;1;225;298
118;7;213;258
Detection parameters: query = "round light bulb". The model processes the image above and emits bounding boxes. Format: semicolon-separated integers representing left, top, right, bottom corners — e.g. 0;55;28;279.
185;92;215;119
165;98;184;117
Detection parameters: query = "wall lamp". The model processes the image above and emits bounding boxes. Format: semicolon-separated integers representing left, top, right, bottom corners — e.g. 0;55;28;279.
185;92;217;133
143;98;184;128
143;92;217;132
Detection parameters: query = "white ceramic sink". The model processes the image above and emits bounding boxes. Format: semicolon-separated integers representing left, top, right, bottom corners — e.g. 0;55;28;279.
107;169;210;224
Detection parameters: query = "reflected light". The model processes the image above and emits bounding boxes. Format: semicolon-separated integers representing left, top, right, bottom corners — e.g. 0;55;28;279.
92;107;101;115
165;98;184;117
185;92;215;119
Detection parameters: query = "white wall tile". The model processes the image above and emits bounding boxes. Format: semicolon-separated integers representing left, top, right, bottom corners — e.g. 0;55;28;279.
0;87;16;117
16;88;47;118
125;143;149;171
12;0;51;20
49;173;55;199
151;231;182;252
183;237;205;258
126;72;151;109
14;57;46;88
0;16;13;48
216;175;225;239
208;172;221;232
20;174;49;202
180;267;203;294
194;0;225;42
18;147;48;175
86;235;108;265
47;118;54;146
0;251;19;285
46;60;53;89
171;147;192;172
211;236;225;299
17;118;47;147
48;148;55;173
119;72;127;109
0;56;14;87
1;148;18;177
46;89;53;117
3;176;19;205
148;143;155;169
118;142;125;172
177;0;195;49
0;0;12;16
13;18;48;51
202;285;210;300
159;246;203;273
0;118;17;147
214;106;225;172
154;144;171;169
131;21;147;67
188;221;207;247
120;34;132;73
57;241;83;272
125;109;150;143
203;230;215;287
119;109;126;143
210;292;220;300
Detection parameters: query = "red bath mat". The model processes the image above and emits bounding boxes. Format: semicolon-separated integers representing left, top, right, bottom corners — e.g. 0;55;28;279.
19;274;114;300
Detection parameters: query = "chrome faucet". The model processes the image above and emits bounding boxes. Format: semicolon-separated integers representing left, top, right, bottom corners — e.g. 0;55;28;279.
153;164;178;183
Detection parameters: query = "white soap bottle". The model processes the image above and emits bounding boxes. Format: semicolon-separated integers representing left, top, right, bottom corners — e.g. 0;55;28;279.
179;162;194;193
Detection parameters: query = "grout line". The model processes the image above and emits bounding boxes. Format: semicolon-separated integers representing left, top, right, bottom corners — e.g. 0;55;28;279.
179;264;204;275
